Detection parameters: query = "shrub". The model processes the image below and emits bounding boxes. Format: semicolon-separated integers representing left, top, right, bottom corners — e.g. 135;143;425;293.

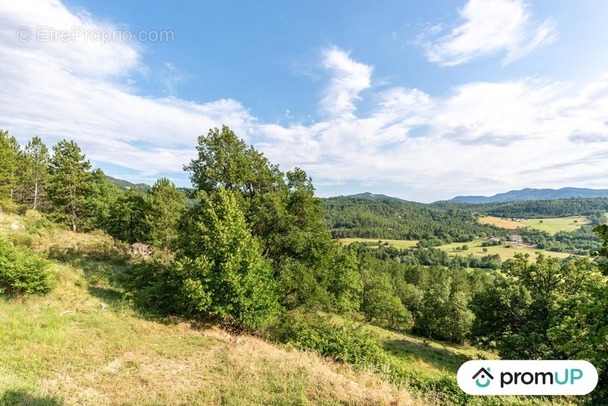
123;250;181;315
266;310;387;368
8;231;33;248
0;199;19;214
0;237;55;296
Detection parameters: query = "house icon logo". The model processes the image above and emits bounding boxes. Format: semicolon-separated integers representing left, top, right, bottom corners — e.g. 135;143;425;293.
472;367;494;388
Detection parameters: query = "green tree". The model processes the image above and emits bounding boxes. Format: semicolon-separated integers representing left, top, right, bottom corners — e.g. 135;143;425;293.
146;178;186;248
81;168;121;231
184;125;281;197
47;140;92;231
361;272;412;330
174;188;279;328
0;130;20;201
17;136;50;210
471;254;601;359
185;126;361;314
106;189;150;243
413;267;474;344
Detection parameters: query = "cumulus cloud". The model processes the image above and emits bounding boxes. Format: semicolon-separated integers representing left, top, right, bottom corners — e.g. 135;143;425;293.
421;0;557;66
318;47;373;119
2;1;608;201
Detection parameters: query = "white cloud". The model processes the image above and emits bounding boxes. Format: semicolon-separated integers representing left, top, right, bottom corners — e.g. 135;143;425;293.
318;47;373;119
422;0;557;66
2;1;608;202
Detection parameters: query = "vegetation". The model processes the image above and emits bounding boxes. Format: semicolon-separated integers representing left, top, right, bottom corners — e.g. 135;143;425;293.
0;236;54;296
1;125;607;404
324;196;505;244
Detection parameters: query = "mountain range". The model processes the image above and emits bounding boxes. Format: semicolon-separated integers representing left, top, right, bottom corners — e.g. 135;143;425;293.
447;187;608;204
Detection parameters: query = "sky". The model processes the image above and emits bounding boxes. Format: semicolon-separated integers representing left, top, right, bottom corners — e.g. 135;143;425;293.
2;0;608;202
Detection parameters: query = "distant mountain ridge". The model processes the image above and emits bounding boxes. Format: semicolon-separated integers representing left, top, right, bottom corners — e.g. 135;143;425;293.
448;187;608;204
341;192;409;203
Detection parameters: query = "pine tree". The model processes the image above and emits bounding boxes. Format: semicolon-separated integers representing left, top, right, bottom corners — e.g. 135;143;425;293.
47;140;92;232
0;130;20;201
18;136;50;210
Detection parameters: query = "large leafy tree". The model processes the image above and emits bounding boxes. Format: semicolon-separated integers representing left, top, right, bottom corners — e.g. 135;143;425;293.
106;189;150;243
184;126;362;313
17;136;50;210
471;254;602;358
81;168;121;231
174;187;279;328
413;266;474;344
146;178;186;248
47;140;92;231
0;130;20;201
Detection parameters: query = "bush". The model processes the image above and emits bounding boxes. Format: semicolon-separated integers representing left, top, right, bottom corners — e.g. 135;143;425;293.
123;250;180;315
21;210;55;237
266;310;387;368
0;199;19;214
8;232;33;248
0;237;55;296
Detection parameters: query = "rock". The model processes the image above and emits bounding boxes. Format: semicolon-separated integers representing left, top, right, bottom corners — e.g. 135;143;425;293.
129;242;151;256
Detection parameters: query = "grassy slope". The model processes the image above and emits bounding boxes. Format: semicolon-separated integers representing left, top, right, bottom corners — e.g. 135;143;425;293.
0;212;572;405
0;212;427;406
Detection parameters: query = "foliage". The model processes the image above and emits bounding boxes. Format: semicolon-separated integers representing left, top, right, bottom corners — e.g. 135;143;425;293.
16;136;50;210
46;140;93;231
146;177;186;248
173;188;279;328
0;129;20;201
0;237;55;296
413;267;474;344
185;126;362;314
324;196;504;243
267;310;388;367
471;254;602;360
443;197;608;219
106;189;150;243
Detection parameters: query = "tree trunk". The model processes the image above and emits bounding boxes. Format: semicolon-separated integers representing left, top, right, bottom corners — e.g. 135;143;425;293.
33;181;39;210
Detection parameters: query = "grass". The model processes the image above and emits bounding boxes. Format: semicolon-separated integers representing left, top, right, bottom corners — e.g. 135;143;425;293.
479;216;590;234
338;235;572;261
0;211;426;405
0;210;574;405
438;240;573;261
340;238;419;249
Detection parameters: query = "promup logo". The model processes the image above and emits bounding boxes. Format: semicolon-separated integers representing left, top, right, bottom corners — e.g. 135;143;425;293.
457;360;598;395
472;367;494;388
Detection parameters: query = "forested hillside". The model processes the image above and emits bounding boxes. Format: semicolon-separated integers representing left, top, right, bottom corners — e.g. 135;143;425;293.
323;197;505;244
436;198;608;221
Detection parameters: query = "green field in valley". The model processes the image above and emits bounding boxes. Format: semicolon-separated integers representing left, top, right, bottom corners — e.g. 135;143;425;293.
341;237;573;261
340;238;419;249
479;215;590;234
438;240;573;261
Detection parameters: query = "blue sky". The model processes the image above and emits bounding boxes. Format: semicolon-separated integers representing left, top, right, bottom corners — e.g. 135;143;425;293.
2;0;608;202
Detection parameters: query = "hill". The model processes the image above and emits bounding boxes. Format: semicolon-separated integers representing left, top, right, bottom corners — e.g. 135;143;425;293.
105;175;150;193
0;211;428;405
323;196;504;243
448;187;608;203
340;192;411;203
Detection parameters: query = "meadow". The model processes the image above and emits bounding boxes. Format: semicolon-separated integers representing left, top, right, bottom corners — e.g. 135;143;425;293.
339;238;419;249
0;212;427;405
438;240;573;261
479;215;590;234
